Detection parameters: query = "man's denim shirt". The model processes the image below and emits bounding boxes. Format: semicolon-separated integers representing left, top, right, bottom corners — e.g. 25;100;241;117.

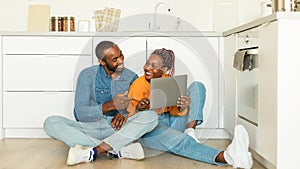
74;65;138;122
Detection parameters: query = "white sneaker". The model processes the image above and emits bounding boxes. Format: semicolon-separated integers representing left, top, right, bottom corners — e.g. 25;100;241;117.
225;125;253;169
184;128;200;143
118;143;144;160
67;145;94;165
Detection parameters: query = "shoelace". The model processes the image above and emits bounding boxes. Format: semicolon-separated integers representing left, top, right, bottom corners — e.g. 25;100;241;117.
118;151;129;158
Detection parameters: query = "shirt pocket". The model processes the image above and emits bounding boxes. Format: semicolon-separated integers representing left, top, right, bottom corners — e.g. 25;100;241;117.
95;87;111;103
111;81;130;97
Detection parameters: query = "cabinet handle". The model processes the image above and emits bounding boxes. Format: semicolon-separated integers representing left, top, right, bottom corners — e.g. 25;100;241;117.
43;92;60;94
244;34;249;44
43;37;58;39
44;55;59;57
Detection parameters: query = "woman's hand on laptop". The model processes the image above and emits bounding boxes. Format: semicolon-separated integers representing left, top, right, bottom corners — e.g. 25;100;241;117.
177;95;190;111
136;98;150;111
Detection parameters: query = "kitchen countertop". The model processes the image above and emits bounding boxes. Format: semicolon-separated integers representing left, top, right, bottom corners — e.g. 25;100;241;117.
0;31;222;37
223;12;300;36
2;12;300;38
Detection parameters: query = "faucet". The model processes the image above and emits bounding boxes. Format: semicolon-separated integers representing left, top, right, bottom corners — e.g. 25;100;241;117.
152;1;171;31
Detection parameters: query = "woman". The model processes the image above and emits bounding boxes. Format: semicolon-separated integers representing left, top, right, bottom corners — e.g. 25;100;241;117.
127;48;202;142
126;48;253;168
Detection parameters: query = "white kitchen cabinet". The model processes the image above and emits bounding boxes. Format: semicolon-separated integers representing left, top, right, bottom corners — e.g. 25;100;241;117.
224;25;276;167
224;15;300;168
234;23;277;168
1;33;223;139
147;37;219;129
255;20;300;169
3;36;92;55
3;55;91;91
3;92;74;128
0;35;2;139
275;19;300;169
223;34;237;135
2;36;92;138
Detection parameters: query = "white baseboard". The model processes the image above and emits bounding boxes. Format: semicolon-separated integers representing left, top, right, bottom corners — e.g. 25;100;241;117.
3;128;49;138
219;128;276;169
250;147;276;169
195;128;230;139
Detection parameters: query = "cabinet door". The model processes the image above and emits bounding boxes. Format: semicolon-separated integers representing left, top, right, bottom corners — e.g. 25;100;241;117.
92;37;147;75
147;37;219;128
223;34;237;135
0;36;2;138
3;36;92;55
3;92;75;128
3;55;92;91
257;21;277;166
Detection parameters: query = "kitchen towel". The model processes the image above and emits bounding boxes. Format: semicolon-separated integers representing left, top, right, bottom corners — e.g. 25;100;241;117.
94;7;121;32
233;50;247;71
233;50;258;71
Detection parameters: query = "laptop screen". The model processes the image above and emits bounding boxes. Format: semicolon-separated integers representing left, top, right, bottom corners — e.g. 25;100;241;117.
150;74;187;109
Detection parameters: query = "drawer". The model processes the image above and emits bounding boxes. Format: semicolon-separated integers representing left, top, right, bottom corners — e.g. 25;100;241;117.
3;55;92;91
3;92;75;128
3;36;92;55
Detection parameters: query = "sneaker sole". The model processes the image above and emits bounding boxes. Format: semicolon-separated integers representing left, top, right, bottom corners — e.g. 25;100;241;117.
67;145;80;165
121;143;144;160
132;143;144;160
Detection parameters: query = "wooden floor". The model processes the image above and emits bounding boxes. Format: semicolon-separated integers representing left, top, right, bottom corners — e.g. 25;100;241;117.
0;138;265;169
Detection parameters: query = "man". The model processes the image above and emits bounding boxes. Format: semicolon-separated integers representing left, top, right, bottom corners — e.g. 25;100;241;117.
44;41;158;165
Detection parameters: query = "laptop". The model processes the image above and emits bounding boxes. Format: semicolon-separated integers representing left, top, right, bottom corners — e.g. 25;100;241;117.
150;74;187;109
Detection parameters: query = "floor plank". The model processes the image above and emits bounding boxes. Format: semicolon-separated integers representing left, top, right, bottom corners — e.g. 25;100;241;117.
0;138;265;169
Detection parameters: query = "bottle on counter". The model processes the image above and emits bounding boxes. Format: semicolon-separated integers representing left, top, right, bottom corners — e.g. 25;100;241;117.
57;17;62;31
50;16;56;31
63;16;68;31
70;17;75;32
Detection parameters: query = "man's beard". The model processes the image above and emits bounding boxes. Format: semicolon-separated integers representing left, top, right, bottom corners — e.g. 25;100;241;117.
104;61;123;73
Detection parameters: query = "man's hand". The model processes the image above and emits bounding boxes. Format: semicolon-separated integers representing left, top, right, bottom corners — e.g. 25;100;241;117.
113;91;131;110
102;91;133;114
111;113;127;130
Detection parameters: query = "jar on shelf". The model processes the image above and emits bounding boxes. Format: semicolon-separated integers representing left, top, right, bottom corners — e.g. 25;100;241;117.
70;17;75;32
63;16;68;31
50;16;56;31
57;17;62;31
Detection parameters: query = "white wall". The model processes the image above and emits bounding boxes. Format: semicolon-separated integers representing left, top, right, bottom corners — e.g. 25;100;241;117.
213;0;239;32
238;0;268;25
0;0;213;32
0;0;266;32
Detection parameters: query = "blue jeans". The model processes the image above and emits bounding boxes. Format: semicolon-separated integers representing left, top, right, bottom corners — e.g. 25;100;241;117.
160;81;205;132
138;81;222;165
44;110;158;152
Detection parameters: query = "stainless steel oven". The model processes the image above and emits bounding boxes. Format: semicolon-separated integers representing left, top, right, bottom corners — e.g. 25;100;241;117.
236;47;258;126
